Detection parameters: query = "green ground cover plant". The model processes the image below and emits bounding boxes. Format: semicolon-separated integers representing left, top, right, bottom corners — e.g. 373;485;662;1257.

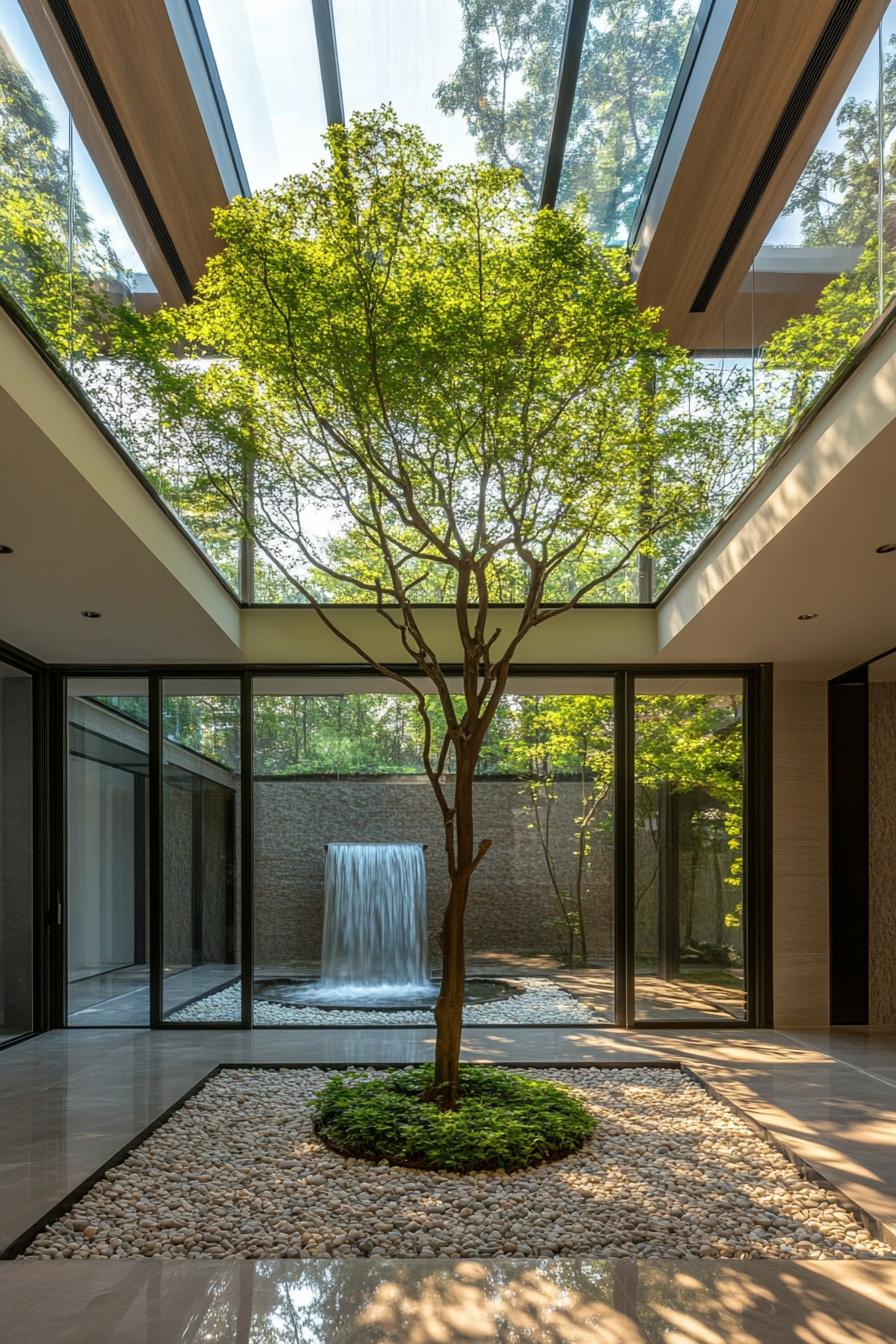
312;1064;595;1173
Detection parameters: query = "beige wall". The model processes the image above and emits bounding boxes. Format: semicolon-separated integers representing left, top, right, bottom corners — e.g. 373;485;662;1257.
772;680;830;1026
870;683;896;1024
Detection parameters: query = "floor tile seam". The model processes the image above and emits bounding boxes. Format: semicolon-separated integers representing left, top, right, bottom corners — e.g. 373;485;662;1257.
775;1030;896;1094
677;1064;896;1249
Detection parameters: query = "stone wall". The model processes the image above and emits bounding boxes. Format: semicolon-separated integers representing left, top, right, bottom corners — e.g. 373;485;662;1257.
870;682;896;1024
254;777;614;967
253;777;739;969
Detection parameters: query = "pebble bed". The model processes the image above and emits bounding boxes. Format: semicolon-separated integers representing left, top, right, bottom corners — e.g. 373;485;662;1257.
167;977;603;1026
24;1066;894;1262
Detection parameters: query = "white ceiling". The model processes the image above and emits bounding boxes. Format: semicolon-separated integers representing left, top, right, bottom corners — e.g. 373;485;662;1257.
0;383;241;664
659;423;896;678
1;304;894;679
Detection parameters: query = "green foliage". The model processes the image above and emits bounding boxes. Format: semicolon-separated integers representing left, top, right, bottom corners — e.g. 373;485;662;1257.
783;36;896;250
172;107;722;608
758;36;896;431
312;1064;595;1172
505;695;614;965
0;39;124;359
760;236;892;422
437;0;699;239
0;42;242;583
635;692;744;899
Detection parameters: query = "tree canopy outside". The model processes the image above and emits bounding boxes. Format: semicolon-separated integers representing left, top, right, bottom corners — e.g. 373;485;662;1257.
758;34;896;422
436;0;700;239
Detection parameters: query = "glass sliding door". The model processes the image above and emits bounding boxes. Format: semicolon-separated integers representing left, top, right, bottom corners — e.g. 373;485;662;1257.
67;678;150;1025
633;677;747;1023
251;675;614;1027
59;665;759;1034
0;660;33;1041
162;680;241;1023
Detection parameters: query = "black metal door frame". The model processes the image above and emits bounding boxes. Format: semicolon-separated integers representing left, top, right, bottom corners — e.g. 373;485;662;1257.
33;657;774;1035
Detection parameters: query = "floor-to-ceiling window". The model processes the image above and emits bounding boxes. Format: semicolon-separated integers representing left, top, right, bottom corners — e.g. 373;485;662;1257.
633;677;747;1023
162;679;241;1024
0;658;33;1042
66;679;149;1025
247;675;616;1028
61;666;761;1031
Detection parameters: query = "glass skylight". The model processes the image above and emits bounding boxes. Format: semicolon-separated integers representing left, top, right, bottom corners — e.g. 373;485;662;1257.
557;0;703;242
332;0;478;164
197;0;568;201
197;0;328;191
196;1;706;232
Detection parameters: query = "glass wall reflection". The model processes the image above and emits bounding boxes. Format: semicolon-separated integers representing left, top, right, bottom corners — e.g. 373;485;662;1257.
633;677;747;1023
162;679;241;1023
0;1;242;589
66;678;149;1025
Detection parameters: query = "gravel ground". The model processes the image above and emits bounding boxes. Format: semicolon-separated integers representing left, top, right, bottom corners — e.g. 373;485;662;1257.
167;977;604;1026
24;1066;893;1262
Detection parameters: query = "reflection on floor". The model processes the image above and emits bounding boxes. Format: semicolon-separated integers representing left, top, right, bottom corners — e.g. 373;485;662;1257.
72;956;743;1026
3;1257;896;1343
66;963;239;1025
3;1026;896;1340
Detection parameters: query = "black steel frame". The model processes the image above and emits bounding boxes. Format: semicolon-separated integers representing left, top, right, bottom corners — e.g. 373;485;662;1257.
0;638;50;1050
539;0;591;209
312;0;345;127
28;659;772;1035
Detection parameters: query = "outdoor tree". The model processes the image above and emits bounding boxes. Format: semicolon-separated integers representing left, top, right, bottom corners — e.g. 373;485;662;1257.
0;40;243;579
633;692;743;963
0;38;123;358
436;0;699;238
760;35;896;423
506;694;614;966
148;109;731;1106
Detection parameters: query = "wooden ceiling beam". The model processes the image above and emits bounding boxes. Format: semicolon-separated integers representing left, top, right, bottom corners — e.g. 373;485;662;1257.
20;0;234;305
634;0;887;350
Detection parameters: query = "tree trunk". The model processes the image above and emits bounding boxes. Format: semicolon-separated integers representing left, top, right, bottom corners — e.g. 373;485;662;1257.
428;758;478;1109
430;871;469;1108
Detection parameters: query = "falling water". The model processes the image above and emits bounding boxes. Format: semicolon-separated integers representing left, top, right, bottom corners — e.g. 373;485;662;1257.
314;843;429;1000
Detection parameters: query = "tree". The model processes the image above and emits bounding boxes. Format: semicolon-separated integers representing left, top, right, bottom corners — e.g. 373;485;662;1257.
436;0;699;239
506;694;614;966
633;692;743;965
0;35;123;358
0;39;244;582
759;35;896;425
74;108;727;1102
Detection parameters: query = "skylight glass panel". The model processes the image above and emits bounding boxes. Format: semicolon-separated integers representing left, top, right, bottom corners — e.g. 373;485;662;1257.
333;0;566;197
332;0;478;164
197;0;328;191
557;0;702;243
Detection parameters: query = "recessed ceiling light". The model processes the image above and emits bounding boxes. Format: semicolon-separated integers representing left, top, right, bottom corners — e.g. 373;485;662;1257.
876;543;896;554
81;610;102;619
0;545;13;554
798;612;818;621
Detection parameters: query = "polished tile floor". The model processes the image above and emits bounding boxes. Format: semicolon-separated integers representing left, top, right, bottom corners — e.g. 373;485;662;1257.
64;958;746;1025
3;1025;896;1340
4;1256;896;1342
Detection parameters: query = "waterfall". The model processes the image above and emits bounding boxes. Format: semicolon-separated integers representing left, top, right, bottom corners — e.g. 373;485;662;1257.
318;843;429;996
